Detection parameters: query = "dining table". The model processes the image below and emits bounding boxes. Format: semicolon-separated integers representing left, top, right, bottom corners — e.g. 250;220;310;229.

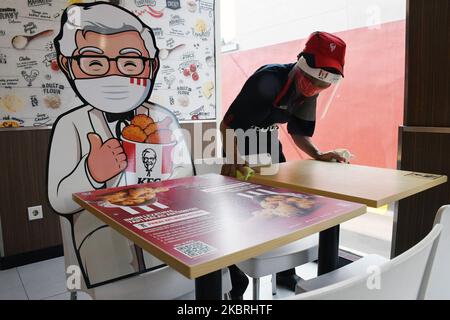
73;173;367;300
249;160;448;274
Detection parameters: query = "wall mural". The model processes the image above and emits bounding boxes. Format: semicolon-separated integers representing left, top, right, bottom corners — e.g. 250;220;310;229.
0;0;217;128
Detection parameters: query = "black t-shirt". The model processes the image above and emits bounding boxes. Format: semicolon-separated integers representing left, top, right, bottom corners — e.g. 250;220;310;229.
223;63;317;137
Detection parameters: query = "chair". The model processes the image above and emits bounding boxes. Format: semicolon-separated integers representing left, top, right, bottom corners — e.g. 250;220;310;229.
60;217;232;300
419;206;450;300
288;206;449;300
194;157;319;300
85;268;232;300
237;235;318;300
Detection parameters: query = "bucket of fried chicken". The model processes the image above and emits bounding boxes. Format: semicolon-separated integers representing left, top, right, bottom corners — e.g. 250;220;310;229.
121;114;177;185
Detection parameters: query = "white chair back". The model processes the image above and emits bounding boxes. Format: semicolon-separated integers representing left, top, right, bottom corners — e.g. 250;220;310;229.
290;222;442;300
419;206;450;299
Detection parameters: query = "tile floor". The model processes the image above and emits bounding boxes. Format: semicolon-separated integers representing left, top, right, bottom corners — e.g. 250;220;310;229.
0;212;393;300
0;256;317;300
0;257;91;300
341;211;393;258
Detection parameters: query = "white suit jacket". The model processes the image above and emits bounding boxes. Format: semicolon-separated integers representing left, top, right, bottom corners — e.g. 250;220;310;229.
48;102;194;288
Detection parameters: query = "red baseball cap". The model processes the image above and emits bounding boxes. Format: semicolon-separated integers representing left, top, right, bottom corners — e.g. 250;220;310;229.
303;31;346;76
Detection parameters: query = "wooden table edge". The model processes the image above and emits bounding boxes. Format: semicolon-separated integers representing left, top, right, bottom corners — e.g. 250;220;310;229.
249;176;379;207
73;194;366;279
376;174;448;207
250;174;448;208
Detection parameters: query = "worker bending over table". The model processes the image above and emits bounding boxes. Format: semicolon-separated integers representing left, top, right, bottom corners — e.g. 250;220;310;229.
220;31;350;299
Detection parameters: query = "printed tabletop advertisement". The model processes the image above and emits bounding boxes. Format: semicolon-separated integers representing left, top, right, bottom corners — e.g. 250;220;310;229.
0;0;217;128
74;174;365;268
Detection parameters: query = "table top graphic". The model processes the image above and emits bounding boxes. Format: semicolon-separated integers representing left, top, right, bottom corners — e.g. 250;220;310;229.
74;174;366;279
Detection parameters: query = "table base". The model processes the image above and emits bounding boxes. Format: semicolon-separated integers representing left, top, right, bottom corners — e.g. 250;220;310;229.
318;226;340;276
195;270;223;300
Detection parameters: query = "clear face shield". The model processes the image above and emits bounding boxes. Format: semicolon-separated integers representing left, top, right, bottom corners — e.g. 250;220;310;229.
283;57;343;117
296;56;341;91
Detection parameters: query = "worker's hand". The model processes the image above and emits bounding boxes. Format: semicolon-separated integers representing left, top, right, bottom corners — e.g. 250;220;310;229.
316;151;348;164
221;163;251;178
87;133;127;183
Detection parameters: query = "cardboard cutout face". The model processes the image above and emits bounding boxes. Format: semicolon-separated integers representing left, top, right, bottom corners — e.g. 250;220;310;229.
55;3;159;114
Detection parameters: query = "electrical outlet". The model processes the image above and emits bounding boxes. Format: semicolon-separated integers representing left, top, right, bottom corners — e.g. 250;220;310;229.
28;205;43;221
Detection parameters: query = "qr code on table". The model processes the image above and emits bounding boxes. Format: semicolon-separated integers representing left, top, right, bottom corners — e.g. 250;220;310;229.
175;241;216;258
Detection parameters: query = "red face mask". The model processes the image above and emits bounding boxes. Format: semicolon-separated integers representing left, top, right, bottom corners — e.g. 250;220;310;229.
295;71;327;97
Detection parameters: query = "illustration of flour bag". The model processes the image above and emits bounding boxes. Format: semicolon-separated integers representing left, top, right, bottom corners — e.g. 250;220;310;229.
121;115;176;184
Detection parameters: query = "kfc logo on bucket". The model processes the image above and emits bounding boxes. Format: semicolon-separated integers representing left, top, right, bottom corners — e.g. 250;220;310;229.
121;114;176;184
122;140;176;184
143;148;157;177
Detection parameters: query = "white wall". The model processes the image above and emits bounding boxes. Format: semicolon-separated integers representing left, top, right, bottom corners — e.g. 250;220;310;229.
221;0;406;51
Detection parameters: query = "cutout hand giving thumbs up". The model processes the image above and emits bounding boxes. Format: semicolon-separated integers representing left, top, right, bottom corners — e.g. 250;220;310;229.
87;133;128;184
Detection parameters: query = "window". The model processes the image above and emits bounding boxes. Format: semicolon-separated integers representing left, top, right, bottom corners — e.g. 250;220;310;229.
220;0;407;258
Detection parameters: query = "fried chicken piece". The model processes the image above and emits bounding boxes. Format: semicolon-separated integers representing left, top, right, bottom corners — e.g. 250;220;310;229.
131;198;147;205
252;209;277;219
102;188;158;206
158;117;173;129
286;197;315;209
132;114;154;130
275;202;298;217
144;117;173;136
102;191;127;204
122;125;147;143
145;130;173;144
128;188;145;198
145;132;159;144
260;195;286;209
129;188;156;199
144;123;159;136
121;200;137;206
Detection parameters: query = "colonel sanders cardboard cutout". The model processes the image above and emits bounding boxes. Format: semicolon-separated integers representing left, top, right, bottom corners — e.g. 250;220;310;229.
47;2;193;289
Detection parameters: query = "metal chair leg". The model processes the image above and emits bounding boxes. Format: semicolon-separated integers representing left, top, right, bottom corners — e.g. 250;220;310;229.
272;274;277;296
70;291;78;300
252;278;260;300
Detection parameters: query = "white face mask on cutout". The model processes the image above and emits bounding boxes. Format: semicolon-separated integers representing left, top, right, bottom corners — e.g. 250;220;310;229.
70;65;152;113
